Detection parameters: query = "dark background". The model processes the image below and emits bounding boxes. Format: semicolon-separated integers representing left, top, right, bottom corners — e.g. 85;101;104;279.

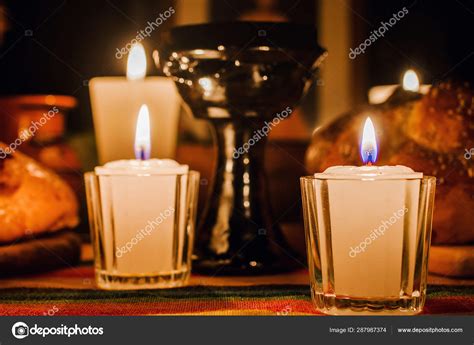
0;0;472;133
366;0;474;86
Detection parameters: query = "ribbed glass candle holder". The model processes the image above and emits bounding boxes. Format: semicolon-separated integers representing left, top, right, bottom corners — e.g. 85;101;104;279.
85;170;199;290
300;175;436;315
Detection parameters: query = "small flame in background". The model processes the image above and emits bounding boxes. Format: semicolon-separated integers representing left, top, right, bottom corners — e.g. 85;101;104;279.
127;43;147;80
135;104;151;160
402;69;420;92
360;117;378;165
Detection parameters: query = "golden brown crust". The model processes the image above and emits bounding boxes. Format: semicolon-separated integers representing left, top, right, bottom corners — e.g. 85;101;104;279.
405;82;474;153
0;143;79;243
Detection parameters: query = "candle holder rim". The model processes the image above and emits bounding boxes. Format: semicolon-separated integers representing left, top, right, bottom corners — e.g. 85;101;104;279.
300;175;436;182
157;21;326;57
84;170;200;178
0;94;77;109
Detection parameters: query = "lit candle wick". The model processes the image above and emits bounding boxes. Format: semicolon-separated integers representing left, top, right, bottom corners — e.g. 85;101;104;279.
134;104;151;161
365;150;375;166
360;117;378;165
138;146;147;161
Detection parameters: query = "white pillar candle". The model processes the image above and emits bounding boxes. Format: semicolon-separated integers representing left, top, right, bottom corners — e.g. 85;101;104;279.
89;43;181;164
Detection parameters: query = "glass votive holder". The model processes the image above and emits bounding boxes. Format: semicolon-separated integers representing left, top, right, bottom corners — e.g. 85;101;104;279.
300;175;436;315
85;170;199;290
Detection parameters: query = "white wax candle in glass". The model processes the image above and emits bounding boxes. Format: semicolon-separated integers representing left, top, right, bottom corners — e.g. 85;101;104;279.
85;105;199;290
301;117;436;315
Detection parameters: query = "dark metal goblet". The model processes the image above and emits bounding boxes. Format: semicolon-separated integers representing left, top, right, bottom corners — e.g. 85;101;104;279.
158;22;326;275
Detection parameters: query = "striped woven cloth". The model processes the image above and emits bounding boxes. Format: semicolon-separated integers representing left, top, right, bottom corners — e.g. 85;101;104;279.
0;266;473;315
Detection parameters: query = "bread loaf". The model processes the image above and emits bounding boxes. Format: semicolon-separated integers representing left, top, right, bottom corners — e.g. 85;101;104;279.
0;143;79;243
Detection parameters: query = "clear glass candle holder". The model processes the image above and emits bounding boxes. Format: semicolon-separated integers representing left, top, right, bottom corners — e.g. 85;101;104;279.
85;170;199;290
300;175;436;315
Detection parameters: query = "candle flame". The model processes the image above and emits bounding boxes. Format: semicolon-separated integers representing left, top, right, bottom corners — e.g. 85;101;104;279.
127;43;147;80
402;69;420;92
134;104;151;160
360;117;378;165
